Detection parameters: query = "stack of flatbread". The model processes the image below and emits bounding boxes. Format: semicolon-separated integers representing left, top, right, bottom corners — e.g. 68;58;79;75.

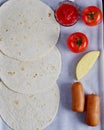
0;0;61;130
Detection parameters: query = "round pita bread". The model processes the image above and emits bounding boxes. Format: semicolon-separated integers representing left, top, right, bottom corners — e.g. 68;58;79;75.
0;82;60;130
0;0;60;61
0;47;61;94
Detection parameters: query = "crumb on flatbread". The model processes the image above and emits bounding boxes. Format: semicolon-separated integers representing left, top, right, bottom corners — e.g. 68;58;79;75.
48;13;51;17
33;74;38;78
8;72;15;76
5;29;8;32
51;65;56;70
21;67;25;71
14;100;19;105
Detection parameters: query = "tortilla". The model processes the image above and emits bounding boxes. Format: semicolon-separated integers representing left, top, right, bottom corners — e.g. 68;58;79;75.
0;0;60;61
0;82;60;130
0;47;61;94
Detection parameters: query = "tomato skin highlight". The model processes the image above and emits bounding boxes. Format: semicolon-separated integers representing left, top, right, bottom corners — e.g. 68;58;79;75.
55;2;79;26
82;6;103;26
67;32;88;53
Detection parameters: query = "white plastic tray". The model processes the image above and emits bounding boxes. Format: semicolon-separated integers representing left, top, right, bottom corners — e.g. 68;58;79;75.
0;0;104;130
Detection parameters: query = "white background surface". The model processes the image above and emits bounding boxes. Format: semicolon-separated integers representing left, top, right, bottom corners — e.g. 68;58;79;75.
0;0;104;130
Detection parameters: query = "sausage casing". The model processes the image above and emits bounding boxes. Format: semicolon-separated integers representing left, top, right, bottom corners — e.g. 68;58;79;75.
72;82;85;112
86;94;100;126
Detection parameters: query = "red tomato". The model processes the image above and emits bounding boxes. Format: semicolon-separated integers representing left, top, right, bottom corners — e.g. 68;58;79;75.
82;6;103;26
55;2;79;26
67;32;88;53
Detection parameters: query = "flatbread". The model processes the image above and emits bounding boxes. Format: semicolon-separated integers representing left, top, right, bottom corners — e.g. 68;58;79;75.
0;47;61;94
0;0;60;61
0;82;60;130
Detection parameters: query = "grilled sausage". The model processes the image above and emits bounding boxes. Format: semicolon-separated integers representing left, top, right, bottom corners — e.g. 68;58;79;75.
72;82;85;112
86;94;100;126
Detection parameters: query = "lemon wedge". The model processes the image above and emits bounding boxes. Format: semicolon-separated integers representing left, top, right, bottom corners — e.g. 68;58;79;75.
76;51;100;80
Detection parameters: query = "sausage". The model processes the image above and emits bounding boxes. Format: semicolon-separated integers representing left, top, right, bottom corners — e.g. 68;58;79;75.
86;94;100;126
72;82;85;112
